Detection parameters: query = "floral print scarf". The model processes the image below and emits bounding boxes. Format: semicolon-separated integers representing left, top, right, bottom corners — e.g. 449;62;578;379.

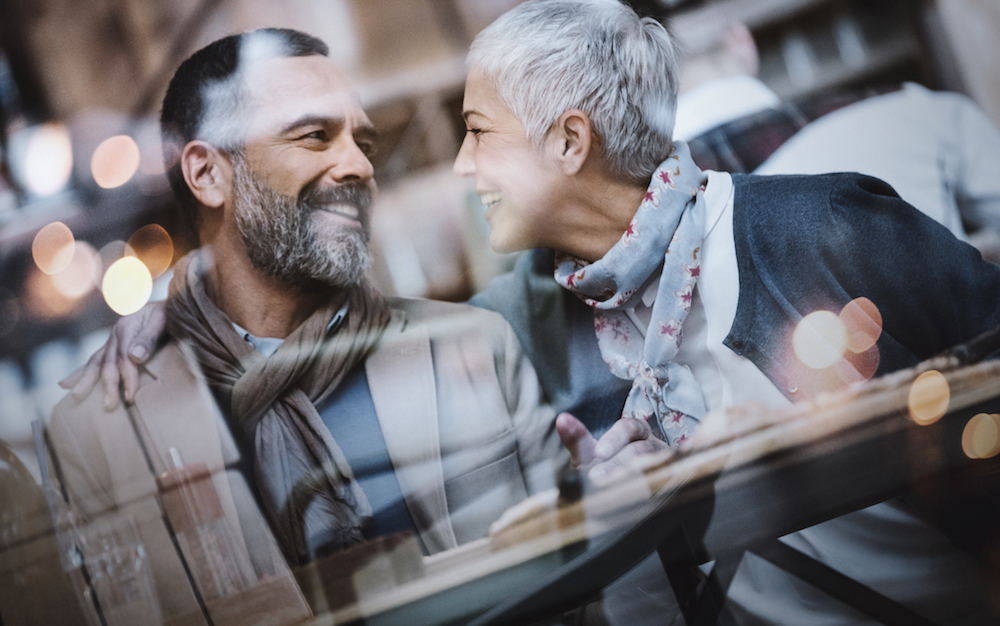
553;142;707;447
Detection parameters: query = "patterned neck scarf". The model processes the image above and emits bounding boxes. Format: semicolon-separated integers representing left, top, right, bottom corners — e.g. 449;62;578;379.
553;142;707;447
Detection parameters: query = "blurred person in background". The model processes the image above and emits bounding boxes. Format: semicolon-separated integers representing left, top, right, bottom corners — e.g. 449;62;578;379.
675;21;1000;261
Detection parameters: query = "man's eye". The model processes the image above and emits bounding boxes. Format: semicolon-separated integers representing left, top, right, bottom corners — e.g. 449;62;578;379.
357;141;377;157
301;130;327;141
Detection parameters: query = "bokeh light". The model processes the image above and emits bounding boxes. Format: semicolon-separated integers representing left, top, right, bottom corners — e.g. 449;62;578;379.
962;414;1000;459
793;310;846;369
102;256;152;315
836;346;880;384
19;123;73;196
840;297;882;354
51;241;99;299
31;222;75;275
24;268;79;319
908;370;950;425
91;135;141;189
127;224;174;278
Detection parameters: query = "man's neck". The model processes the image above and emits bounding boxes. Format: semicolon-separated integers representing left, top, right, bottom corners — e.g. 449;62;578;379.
203;240;333;339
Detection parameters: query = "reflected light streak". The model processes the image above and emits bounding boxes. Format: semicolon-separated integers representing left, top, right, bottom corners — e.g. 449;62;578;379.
793;310;845;369
91;135;141;189
51;241;99;299
102;257;152;315
127;224;174;278
908;370;950;425
840;297;882;353
22;123;73;196
32;222;75;275
962;414;1000;459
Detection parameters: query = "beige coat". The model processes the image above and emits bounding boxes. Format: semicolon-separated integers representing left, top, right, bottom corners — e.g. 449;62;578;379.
48;297;562;625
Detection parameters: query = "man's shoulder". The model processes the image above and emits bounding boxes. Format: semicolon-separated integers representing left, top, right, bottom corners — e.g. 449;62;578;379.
50;339;208;437
386;296;515;340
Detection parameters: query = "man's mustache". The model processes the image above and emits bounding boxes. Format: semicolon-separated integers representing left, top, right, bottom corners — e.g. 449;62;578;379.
300;182;372;217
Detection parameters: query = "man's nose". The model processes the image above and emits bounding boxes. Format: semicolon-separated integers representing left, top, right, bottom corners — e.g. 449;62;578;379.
329;138;375;183
453;133;476;177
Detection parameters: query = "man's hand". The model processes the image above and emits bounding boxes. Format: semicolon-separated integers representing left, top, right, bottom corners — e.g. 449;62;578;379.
556;412;670;481
59;300;168;411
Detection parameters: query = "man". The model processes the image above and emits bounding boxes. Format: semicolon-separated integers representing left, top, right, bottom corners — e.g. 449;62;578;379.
453;1;1000;623
54;27;560;581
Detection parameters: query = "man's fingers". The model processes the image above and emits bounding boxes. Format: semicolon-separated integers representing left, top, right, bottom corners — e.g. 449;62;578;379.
556;412;598;469
592;417;652;461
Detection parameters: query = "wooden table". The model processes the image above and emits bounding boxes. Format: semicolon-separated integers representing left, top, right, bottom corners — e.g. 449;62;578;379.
306;359;1000;626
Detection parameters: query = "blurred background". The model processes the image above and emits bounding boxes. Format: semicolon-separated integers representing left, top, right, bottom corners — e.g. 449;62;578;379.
0;0;999;478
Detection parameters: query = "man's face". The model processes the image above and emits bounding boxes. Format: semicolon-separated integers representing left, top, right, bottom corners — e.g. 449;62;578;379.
453;67;564;253
227;55;377;288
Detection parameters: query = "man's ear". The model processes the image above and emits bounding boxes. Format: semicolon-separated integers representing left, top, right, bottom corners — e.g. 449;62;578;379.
180;141;230;208
549;109;592;176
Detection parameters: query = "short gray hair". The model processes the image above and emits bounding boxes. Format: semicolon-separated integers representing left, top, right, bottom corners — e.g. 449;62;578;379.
468;0;680;183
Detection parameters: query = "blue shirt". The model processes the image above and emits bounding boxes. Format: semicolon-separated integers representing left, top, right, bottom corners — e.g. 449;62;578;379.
232;310;417;550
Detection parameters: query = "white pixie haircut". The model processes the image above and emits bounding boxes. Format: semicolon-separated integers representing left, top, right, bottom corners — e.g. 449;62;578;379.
468;0;680;183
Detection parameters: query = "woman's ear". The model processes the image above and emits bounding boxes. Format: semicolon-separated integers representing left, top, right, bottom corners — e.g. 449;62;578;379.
180;140;230;208
549;109;593;176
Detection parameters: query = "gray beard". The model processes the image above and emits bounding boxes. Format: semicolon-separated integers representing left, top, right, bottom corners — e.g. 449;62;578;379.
230;156;372;289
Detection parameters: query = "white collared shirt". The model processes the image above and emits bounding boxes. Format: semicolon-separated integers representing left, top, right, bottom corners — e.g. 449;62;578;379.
232;302;350;358
624;170;790;415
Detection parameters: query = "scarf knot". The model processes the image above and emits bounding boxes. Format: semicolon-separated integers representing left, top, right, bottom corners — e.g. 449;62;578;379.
165;251;392;565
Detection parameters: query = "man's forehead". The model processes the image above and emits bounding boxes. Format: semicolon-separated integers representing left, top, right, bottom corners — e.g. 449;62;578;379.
243;55;368;127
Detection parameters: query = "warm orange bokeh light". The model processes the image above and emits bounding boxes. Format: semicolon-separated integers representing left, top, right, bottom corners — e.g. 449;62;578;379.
25;268;79;319
91;135;141;189
793;310;846;369
51;241;99;299
127;224;174;278
962;413;1000;459
840;297;882;354
22;123;73;196
31;222;76;275
908;370;950;425
102;257;153;315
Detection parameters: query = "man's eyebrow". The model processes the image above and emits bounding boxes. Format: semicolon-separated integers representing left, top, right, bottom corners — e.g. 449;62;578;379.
279;115;339;136
462;109;483;124
279;115;377;140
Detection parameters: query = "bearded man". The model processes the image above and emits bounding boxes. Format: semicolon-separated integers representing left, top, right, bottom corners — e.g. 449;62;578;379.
49;30;560;622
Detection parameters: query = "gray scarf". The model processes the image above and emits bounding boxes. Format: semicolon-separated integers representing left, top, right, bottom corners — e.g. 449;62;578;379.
166;250;391;565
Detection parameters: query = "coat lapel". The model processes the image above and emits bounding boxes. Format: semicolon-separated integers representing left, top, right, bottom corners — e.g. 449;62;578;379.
366;308;457;553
